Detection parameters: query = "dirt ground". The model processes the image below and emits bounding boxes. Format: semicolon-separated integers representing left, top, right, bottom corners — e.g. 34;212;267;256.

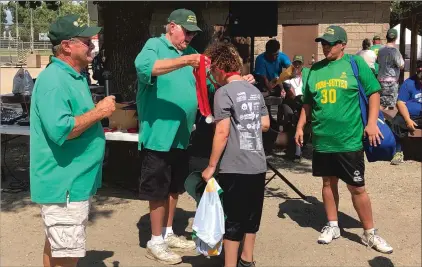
0;137;421;267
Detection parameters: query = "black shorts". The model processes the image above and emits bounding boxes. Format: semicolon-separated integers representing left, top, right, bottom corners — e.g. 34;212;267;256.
138;148;189;201
218;172;266;241
312;150;365;187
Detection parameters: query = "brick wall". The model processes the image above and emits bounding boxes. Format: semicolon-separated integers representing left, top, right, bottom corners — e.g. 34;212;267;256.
148;1;391;62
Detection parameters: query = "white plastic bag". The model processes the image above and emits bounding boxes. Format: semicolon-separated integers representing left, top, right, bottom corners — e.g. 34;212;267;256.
192;178;225;256
12;68;34;95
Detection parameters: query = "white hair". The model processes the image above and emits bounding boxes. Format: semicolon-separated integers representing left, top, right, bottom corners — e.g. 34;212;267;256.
51;44;62;56
165;23;182;33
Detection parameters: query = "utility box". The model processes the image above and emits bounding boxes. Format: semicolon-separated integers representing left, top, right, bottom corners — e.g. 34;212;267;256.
27;54;41;68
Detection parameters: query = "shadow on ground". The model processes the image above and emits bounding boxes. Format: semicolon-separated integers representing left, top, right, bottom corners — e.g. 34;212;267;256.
77;250;116;267
137;207;224;266
278;196;363;245
368;256;395;267
137;207;195;249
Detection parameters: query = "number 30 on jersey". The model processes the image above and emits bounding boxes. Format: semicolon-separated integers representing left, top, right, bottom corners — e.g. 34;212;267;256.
320;89;337;104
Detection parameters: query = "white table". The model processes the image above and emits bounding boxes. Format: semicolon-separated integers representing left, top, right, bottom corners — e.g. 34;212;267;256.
0;124;138;142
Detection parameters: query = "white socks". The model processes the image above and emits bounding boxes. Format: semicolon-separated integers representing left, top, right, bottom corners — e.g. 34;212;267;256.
150;234;164;245
364;228;375;235
162;226;174;239
328;221;338;227
150;227;174;244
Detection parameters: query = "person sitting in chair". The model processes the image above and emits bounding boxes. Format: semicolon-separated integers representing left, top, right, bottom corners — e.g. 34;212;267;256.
277;55;310;161
254;39;291;95
389;60;422;165
254;39;291;128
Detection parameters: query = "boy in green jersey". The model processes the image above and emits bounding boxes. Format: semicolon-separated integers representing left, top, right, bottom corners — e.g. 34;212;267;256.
295;25;393;254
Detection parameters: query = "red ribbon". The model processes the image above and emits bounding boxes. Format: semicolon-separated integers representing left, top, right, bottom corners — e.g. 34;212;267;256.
194;55;213;123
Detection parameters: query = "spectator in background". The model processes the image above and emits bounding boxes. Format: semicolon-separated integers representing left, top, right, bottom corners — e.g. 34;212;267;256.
254;39;291;128
377;28;405;109
278;55;310;161
370;35;383;56
356;38;377;74
390;60;422;165
254;39;291;96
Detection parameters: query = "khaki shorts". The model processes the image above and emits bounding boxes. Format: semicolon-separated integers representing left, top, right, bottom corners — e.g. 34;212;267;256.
41;196;91;258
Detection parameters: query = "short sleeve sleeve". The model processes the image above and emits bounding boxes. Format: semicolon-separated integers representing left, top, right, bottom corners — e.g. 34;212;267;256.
354;55;381;96
213;88;232;121
279;53;292;69
134;38;159;86
260;94;268;116
398;80;410;102
36;88;75;146
254;55;266;77
302;68;313;105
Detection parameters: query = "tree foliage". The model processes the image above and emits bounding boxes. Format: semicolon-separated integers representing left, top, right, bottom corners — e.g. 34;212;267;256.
390;0;422;34
0;1;92;42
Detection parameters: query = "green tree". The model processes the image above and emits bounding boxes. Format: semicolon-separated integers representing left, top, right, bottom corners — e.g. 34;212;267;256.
6;1;93;42
390;0;422;35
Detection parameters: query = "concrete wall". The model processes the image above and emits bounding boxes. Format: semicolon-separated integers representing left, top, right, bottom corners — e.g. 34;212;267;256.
148;1;391;62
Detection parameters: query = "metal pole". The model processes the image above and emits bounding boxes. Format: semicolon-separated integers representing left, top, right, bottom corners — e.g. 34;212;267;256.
87;1;90;26
30;8;34;52
15;1;19;40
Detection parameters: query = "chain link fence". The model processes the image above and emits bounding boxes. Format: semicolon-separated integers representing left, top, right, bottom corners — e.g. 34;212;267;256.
1;22;52;66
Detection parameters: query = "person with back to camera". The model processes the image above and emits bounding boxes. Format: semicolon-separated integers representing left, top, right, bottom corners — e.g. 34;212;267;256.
201;42;270;267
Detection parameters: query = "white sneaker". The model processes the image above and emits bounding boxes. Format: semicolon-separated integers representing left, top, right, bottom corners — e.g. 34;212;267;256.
145;240;182;265
165;233;196;251
317;224;341;244
361;229;393;254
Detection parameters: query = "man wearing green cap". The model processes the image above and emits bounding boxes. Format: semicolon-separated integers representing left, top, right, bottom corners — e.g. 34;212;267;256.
370;35;383;76
370;35;383;56
279;54;310;161
377;28;405;109
295;25;393;254
30;15;115;267
134;8;204;265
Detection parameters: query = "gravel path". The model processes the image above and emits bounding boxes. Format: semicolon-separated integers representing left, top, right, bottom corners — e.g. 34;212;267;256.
1;139;421;267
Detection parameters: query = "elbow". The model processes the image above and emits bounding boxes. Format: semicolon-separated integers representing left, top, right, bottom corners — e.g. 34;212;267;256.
262;124;270;132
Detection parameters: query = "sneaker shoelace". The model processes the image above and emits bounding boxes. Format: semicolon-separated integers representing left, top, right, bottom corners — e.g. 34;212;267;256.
156;243;174;255
366;230;388;248
321;225;336;236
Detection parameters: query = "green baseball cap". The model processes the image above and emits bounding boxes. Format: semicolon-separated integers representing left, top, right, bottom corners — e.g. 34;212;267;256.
386;28;398;39
48;14;102;46
373;35;381;40
293;55;304;63
184;171;207;204
167;8;202;32
315;25;347;44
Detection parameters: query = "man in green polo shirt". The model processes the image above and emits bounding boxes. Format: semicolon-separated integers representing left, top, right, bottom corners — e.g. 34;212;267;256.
295;25;393;254
134;8;203;265
30;15;115;267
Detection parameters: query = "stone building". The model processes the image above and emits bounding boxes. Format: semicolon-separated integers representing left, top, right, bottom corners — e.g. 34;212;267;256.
146;1;391;72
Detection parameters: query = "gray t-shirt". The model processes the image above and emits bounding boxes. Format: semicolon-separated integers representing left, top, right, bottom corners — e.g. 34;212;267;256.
377;46;404;82
213;80;268;174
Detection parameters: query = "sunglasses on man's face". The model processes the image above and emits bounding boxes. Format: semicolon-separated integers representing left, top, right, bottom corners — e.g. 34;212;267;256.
184;29;197;37
321;40;341;47
70;38;92;47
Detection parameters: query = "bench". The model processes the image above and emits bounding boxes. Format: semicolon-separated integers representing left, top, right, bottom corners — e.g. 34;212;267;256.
402;128;422;161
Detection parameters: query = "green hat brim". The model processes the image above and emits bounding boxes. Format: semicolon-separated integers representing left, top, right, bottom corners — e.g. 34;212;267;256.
181;24;202;32
77;26;102;38
184;171;206;204
315;35;339;43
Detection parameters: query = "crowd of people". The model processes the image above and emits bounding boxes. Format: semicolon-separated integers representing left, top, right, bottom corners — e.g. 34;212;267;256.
27;8;421;267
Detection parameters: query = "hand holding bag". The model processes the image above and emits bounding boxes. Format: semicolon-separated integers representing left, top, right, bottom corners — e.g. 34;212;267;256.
350;56;396;162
